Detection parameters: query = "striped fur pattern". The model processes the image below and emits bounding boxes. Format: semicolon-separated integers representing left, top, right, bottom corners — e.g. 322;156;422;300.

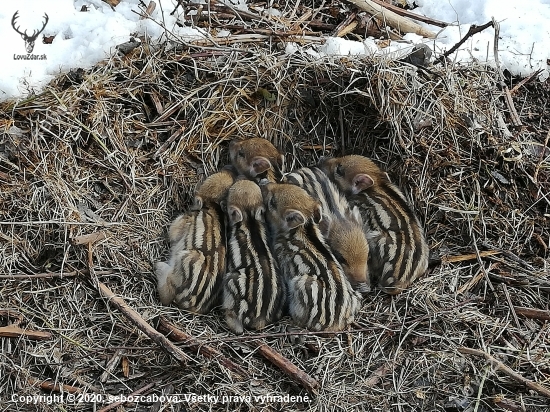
283;167;370;292
229;138;285;183
262;183;361;331
319;155;429;295
222;180;285;334
155;169;236;313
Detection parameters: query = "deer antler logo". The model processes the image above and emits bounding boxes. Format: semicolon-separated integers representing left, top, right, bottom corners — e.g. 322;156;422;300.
11;11;49;54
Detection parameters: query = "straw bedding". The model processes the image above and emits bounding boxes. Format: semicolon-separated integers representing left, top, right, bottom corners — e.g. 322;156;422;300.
0;15;549;412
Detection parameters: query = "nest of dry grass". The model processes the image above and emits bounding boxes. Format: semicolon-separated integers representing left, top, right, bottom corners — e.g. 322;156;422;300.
1;14;549;412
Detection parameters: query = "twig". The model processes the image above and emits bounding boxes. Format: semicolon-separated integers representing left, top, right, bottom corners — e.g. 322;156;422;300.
493;397;524;412
190;33;325;47
0;271;82;279
300;144;334;151
153;124;186;159
156;316;248;378
100;349;123;383
28;377;82;394
534;129;550;183
503;85;522;127
345;0;437;38
0;310;23;323
458;347;550;398
457;266;487;294
0;325;52;341
471;229;495;292
332;11;358;37
369;0;450;27
101;0;120;8
71;231;107;245
96;281;189;365
501;284;521;329
509;69;543;95
140;1;157;19
473;366;489;412
492;17;503;83
208;0;266;23
97;382;155;412
290;9;313;31
491;17;522;127
442;250;501;263
513;307;550;321
435;21;493;64
248;340;320;393
481;243;538;272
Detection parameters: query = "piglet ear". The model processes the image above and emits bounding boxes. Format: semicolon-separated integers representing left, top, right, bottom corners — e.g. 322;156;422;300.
228;205;243;224
284;209;306;229
312;204;323;224
251;157;272;176
352;173;374;194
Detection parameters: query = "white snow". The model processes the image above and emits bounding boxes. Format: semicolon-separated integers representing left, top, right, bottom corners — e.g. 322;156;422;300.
0;0;203;100
0;0;549;101
414;0;550;79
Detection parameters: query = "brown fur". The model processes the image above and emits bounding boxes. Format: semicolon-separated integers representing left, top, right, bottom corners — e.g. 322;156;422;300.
319;155;387;195
223;180;284;334
261;183;322;230
262;183;361;331
326;218;370;292
283;166;370;292
226;179;264;218
193;167;237;210
319;155;429;295
156;169;235;312
169;168;236;244
229;138;284;183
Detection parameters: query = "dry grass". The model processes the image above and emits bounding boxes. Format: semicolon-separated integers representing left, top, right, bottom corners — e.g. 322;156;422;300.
1;10;549;412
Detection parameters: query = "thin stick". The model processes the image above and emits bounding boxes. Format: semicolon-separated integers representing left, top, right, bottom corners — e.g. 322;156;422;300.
157;316;248;378
457;266;486;294
0;325;52;341
100;349;123;383
502;284;521;329
458;347;550;398
534;129;550;183
141;1;157;19
71;231;107;245
28;377;82;394
345;0;437;38
369;0;450;27
435;21;493;64
491;17;521;127
248;340;320;393
510;69;543;95
153;124;186;159
300;144;334;151
332;11;357;37
443;250;501;263
190;33;325;47
0;269;115;280
97;382;155;412
513;307;550;321
209;0;265;23
503;85;522;127
96;282;189;365
0;271;78;279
